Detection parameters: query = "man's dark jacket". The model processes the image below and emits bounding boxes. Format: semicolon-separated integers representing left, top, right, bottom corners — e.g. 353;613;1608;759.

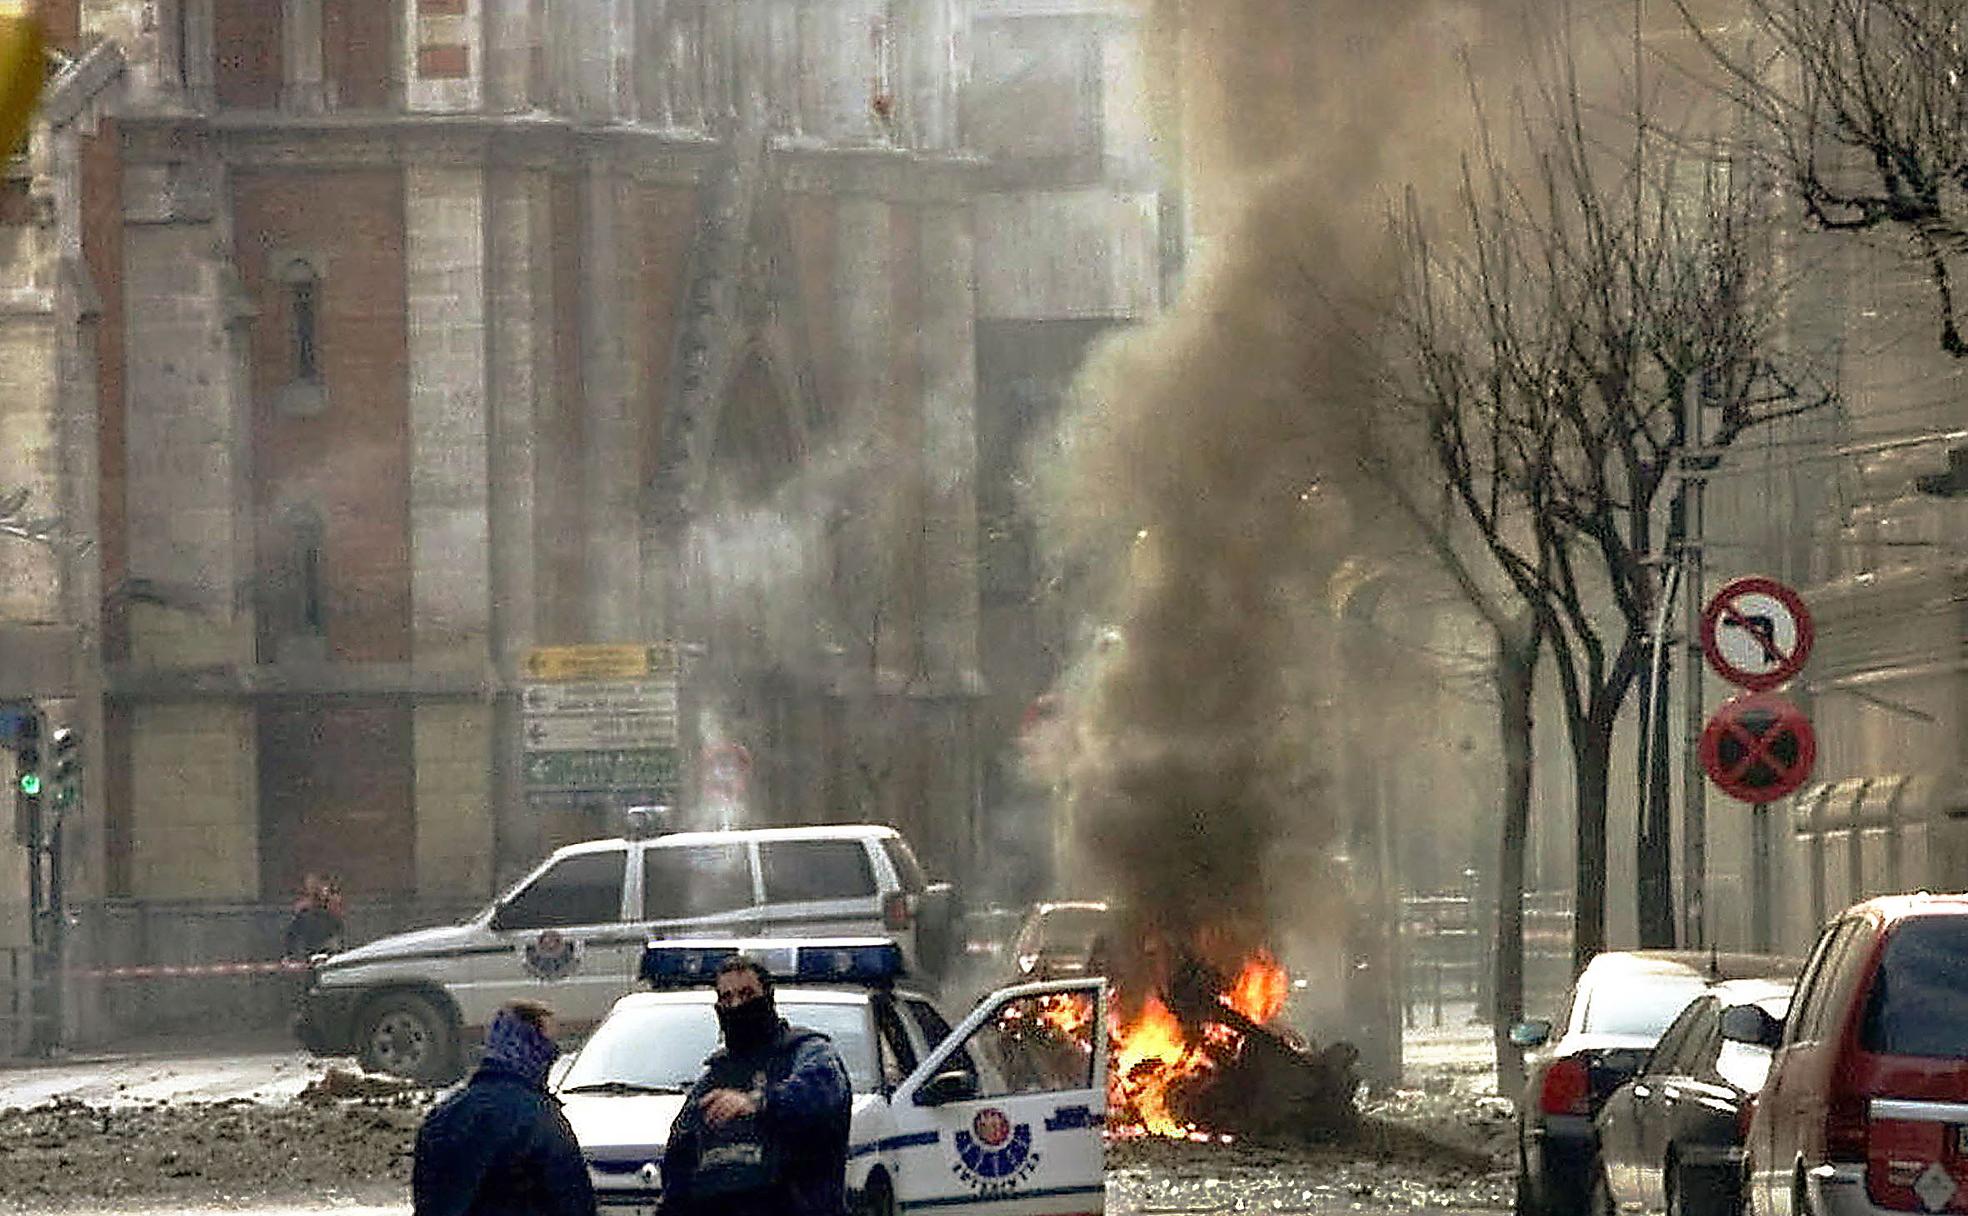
659;1023;852;1216
413;1059;597;1216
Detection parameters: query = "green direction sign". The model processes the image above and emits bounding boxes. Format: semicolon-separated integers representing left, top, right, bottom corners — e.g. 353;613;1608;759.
524;747;680;794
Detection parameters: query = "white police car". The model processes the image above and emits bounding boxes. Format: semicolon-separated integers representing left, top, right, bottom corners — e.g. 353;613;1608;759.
555;939;1109;1216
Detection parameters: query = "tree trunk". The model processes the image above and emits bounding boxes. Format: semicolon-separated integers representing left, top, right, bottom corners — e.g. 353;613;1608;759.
1493;617;1537;1100
1570;710;1613;972
1635;640;1675;947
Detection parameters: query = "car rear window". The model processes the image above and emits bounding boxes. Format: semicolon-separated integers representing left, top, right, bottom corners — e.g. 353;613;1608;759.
1038;907;1109;949
1581;976;1708;1037
1861;917;1968;1058
643;843;753;920
760;840;878;902
883;839;927;893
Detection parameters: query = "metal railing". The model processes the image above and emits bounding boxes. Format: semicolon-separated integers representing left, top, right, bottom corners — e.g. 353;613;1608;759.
0;946;27;1055
1400;888;1574;1027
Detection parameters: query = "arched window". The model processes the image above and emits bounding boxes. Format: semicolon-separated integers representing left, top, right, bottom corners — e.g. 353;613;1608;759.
281;258;322;384
296;508;325;636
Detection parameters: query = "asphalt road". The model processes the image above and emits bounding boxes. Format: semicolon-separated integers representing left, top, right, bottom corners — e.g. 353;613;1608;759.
0;1009;1509;1215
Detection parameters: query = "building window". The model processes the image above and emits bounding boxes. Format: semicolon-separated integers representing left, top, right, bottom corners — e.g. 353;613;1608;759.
262;503;330;665
273;255;329;416
295;508;325;637
286;260;321;383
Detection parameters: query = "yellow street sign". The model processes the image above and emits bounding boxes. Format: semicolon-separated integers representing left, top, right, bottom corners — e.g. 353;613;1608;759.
0;5;43;159
523;643;676;682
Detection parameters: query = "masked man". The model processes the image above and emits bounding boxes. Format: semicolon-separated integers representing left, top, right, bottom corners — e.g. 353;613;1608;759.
659;955;852;1216
412;1000;596;1216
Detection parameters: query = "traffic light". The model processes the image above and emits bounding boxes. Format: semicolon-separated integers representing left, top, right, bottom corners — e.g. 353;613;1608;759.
48;725;76;810
12;708;39;846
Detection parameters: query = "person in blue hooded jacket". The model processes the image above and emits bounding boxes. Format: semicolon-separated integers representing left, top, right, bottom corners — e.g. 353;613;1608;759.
658;955;852;1216
412;1000;597;1216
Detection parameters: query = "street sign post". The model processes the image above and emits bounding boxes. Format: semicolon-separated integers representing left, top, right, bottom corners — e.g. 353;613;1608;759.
520;644;684;806
1700;576;1814;691
1699;694;1818;804
523;644;676;683
520;681;678;717
524;713;680;752
523;748;681;794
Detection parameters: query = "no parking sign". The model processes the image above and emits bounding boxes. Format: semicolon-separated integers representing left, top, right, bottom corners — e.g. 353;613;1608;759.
1699;693;1817;804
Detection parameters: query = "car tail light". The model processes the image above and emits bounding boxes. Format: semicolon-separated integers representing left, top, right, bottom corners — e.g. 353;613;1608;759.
1738;1097;1757;1143
1825;1091;1868;1163
1539;1057;1592;1116
883;892;913;931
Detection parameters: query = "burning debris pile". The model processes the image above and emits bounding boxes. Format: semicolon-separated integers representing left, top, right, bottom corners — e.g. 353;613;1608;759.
1105;949;1360;1143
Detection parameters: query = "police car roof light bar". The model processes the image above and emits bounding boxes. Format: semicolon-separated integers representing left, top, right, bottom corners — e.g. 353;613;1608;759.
639;938;905;988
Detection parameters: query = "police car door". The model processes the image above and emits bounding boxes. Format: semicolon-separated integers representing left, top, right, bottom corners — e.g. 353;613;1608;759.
481;846;637;1033
891;978;1107;1216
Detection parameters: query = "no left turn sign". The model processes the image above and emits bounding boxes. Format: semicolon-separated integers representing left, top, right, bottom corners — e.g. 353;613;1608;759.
1700;575;1814;691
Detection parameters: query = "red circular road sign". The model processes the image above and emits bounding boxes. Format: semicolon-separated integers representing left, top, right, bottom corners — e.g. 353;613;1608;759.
1699;694;1817;804
1700;576;1814;691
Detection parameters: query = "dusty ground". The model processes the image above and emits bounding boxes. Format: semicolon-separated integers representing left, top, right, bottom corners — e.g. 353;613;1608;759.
0;1018;1514;1214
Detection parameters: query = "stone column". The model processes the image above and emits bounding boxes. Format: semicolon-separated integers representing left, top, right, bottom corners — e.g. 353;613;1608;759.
915;204;980;690
405;165;495;896
406;0;483;113
579;167;644;641
483;0;542;112
816;0;886;145
912;203;982;877
833;196;904;686
119;156;260;900
281;0;326;113
182;0;218;110
903;0;958;150
485;167;551;886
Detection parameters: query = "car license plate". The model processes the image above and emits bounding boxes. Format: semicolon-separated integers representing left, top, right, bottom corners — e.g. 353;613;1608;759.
1956;1126;1968;1156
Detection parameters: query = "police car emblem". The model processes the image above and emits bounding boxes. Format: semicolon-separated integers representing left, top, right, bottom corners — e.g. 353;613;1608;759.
952;1107;1039;1193
522;929;581;981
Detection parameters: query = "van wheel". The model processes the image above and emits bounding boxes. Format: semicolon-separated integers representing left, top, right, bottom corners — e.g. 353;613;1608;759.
861;1173;896;1216
357;992;459;1084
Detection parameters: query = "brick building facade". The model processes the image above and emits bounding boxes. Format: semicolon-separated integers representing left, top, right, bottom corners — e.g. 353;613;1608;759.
0;0;1163;1042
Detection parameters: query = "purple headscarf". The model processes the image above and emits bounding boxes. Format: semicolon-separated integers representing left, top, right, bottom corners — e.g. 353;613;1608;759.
482;1007;560;1089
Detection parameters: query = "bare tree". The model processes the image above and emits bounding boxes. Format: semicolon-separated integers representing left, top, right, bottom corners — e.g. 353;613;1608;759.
1355;435;1549;1097
1387;46;1828;971
1677;0;1968;355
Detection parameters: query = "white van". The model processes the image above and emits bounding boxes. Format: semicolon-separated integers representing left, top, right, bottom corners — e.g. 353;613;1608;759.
292;824;957;1081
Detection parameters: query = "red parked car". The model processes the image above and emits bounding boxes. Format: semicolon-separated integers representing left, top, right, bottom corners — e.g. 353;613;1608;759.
1747;894;1968;1216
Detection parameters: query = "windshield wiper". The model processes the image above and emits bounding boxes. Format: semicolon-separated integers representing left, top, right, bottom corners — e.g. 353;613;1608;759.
560;1081;688;1096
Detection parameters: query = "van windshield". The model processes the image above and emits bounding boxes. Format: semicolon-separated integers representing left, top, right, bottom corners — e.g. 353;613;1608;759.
1861;917;1968;1058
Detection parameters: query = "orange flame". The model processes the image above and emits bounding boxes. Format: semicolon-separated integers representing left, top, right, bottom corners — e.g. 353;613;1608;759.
1109;952;1289;1138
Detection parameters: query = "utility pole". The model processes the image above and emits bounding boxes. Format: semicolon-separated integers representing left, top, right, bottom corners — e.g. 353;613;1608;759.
1680;377;1717;950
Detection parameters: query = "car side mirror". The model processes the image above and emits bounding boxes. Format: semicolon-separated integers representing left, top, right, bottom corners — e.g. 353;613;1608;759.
913;1069;981;1107
1720;1004;1783;1049
1510;1019;1553;1048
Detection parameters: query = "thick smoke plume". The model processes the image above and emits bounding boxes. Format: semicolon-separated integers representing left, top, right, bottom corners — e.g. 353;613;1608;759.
1034;0;1504;993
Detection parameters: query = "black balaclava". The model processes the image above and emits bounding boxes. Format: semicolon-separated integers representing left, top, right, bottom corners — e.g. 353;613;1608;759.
716;994;780;1056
